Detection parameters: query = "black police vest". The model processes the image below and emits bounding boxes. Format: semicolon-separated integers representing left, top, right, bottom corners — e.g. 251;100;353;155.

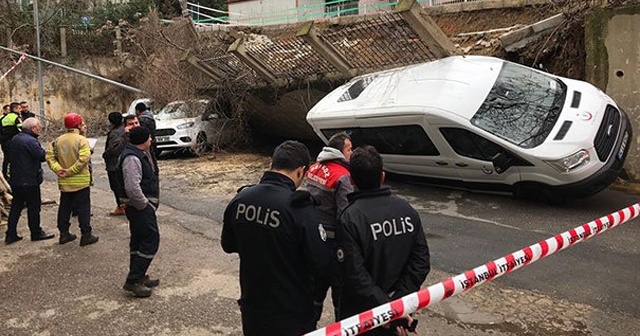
117;144;159;206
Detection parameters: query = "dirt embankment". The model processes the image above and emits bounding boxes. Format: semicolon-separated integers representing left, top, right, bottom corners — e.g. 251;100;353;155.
433;3;589;80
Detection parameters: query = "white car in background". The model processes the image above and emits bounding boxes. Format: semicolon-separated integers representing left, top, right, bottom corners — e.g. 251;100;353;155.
154;99;232;155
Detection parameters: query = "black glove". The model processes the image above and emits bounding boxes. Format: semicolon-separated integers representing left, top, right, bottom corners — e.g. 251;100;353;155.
389;318;418;332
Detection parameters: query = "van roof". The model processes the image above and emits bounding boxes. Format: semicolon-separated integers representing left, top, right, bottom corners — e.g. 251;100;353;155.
307;55;505;121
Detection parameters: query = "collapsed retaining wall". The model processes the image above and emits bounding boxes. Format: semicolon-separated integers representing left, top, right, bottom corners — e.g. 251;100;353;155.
586;5;640;180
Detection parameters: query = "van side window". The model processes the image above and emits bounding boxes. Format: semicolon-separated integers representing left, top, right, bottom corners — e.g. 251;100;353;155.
321;125;440;156
440;128;503;161
338;75;378;102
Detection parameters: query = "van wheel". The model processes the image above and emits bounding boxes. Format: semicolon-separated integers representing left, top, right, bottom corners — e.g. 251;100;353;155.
191;133;209;156
514;182;565;205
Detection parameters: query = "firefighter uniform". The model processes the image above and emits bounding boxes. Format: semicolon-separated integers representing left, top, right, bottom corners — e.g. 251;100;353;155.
337;186;430;335
222;171;331;336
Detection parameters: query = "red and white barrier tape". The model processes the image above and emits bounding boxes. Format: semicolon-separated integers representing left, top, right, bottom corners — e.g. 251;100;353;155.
306;202;640;336
0;53;28;81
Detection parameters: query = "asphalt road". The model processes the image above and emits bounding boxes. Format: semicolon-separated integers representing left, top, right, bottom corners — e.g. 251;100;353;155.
21;137;638;335
393;181;640;319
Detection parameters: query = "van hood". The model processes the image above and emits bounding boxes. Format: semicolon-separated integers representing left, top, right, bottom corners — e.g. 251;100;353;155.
529;79;613;158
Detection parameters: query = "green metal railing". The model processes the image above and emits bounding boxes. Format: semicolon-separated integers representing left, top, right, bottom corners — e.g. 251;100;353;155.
188;0;474;26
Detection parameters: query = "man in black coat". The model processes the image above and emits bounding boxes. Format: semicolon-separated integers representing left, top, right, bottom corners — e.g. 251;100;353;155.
337;145;430;335
5;117;54;244
102;112;126;216
221;140;331;336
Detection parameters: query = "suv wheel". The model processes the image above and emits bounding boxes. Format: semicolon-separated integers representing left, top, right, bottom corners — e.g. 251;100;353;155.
191;132;209;156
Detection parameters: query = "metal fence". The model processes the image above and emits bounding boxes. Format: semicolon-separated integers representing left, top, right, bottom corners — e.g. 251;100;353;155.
188;0;486;26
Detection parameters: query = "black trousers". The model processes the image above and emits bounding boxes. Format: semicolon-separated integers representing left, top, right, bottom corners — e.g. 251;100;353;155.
106;170;121;206
57;187;92;234
6;185;42;237
1;141;10;180
241;310;315;336
125;204;160;284
313;238;341;323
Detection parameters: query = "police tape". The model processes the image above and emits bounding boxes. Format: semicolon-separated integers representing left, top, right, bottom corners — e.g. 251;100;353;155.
305;202;640;336
0;53;28;82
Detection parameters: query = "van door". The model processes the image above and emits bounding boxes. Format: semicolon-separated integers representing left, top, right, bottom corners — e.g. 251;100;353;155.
439;127;522;188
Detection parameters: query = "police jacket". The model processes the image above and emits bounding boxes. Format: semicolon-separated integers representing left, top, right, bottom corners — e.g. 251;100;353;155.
45;129;91;192
221;171;331;332
8;130;45;187
337;186;430;321
301;147;353;232
117;143;159;209
1;112;22;143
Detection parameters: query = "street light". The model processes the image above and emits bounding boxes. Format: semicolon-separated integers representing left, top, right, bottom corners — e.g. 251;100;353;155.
33;0;45;124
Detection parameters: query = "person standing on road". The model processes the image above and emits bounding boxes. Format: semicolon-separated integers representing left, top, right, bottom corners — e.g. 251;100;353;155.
301;131;354;323
103;112;126;216
117;126;160;298
4;117;55;245
221;140;331;336
45;113;99;246
0;102;23;179
337;145;430;335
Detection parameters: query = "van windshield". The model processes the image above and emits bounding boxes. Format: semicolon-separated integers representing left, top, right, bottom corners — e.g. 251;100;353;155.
471;62;567;149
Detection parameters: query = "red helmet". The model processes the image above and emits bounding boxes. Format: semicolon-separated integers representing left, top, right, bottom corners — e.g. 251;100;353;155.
64;113;83;129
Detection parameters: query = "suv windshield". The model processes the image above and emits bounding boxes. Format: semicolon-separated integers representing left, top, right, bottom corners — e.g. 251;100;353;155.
155;101;208;120
471;62;567;149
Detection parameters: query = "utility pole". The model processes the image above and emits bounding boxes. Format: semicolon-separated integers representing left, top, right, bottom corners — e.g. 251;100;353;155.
33;0;45;123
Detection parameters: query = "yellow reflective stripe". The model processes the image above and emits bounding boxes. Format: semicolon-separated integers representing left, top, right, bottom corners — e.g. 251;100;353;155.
58;175;90;185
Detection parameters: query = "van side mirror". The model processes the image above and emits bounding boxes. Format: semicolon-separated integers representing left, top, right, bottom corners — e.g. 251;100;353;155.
492;152;512;174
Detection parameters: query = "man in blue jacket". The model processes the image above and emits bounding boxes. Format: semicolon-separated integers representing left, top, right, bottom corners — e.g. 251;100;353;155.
5;117;55;244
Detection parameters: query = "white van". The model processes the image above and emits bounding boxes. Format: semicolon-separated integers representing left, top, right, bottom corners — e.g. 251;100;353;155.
306;56;632;199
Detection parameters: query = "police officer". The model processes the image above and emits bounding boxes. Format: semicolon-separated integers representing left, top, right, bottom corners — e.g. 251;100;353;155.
337;145;430;335
118;126;160;298
221;140;331;336
301;131;354;323
0;102;23;179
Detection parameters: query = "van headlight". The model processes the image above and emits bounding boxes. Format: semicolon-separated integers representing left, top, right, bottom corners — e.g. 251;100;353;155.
545;150;590;173
176;121;195;129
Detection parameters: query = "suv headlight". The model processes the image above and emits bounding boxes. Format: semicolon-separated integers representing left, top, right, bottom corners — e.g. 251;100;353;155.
176;121;195;129
545;150;590;173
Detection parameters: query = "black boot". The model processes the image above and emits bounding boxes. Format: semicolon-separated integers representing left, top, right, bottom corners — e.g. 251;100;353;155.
59;232;77;245
31;230;55;241
143;275;160;288
123;282;152;298
80;233;99;246
5;234;23;245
